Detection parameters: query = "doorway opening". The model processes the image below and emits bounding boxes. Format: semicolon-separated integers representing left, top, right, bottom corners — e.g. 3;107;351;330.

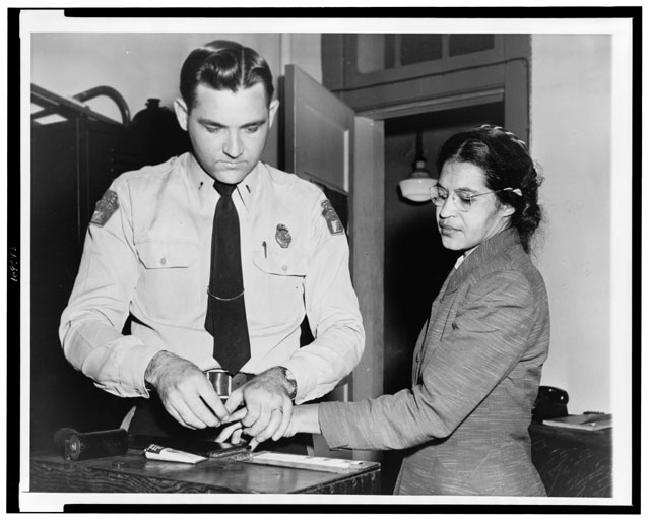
380;101;504;492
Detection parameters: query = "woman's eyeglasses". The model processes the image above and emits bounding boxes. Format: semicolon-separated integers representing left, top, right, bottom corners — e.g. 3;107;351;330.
430;185;515;212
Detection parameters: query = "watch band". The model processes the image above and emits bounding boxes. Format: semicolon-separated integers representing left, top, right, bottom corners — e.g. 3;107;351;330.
279;367;298;400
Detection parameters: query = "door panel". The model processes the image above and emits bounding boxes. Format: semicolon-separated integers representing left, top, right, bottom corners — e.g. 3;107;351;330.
284;64;353;193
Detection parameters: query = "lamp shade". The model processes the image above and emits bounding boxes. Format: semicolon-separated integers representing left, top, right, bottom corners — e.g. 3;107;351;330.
399;159;436;202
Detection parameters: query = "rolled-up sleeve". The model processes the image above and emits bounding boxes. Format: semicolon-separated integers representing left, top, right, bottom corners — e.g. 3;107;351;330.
318;270;535;450
280;196;365;403
59;179;163;398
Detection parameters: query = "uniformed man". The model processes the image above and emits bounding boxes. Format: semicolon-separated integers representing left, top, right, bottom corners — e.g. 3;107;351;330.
59;40;365;449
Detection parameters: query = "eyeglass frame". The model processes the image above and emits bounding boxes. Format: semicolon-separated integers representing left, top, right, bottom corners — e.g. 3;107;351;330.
429;185;516;211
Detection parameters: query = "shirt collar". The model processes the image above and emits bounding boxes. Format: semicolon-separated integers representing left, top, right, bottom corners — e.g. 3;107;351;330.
185;153;261;210
454;245;478;270
238;162;261;209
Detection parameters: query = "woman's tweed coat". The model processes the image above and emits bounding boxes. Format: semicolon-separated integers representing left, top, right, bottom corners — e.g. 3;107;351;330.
319;227;549;495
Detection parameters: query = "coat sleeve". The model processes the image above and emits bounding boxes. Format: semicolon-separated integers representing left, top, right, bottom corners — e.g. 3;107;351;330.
280;195;365;403
319;269;535;450
58;179;164;398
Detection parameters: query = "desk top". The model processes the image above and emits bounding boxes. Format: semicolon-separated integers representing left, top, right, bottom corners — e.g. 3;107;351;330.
30;450;381;494
529;421;612;448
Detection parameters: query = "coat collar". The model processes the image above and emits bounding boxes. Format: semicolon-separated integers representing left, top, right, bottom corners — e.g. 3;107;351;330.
445;227;522;293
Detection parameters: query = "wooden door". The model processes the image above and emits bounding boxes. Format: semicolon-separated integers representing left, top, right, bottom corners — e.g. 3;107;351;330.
283;64;354;195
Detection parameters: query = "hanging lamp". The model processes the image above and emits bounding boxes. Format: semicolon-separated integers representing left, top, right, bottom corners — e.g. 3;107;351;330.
398;129;436;202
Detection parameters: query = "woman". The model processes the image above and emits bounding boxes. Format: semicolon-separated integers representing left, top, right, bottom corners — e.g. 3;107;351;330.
233;124;549;496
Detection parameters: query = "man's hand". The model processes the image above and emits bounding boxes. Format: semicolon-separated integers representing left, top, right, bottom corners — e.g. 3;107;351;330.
144;350;228;430
215;367;295;444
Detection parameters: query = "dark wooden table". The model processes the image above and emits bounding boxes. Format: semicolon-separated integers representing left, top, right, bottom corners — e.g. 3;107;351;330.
30;450;381;494
529;423;612;497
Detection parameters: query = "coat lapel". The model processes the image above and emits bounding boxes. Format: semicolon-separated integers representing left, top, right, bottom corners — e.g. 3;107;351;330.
412;228;522;383
445;227;520;294
412;265;457;383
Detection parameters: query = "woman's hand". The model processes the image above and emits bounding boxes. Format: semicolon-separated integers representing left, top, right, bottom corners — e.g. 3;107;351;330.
215;403;322;450
284;404;321;437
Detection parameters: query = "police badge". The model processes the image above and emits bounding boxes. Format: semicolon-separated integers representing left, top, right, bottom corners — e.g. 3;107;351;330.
275;223;291;248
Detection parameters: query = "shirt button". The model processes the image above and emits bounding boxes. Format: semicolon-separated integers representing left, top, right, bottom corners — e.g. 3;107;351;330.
160;257;167;265
281;264;288;272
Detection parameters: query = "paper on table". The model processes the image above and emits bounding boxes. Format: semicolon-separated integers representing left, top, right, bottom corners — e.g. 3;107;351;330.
143;444;207;464
542;413;612;431
246;451;372;473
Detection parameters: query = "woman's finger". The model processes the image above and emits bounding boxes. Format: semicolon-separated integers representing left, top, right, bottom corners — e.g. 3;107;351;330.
273;401;293;441
255;408;283;443
223;406;248;423
215;421;242;443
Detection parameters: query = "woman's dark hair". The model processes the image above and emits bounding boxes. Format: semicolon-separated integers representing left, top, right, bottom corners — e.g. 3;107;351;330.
180;40;274;109
436;124;543;253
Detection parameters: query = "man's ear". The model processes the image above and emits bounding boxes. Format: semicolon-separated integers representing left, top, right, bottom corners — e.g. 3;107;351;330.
268;99;280;128
174;98;189;131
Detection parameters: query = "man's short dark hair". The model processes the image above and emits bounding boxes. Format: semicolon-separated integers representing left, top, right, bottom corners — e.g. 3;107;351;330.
180;40;274;109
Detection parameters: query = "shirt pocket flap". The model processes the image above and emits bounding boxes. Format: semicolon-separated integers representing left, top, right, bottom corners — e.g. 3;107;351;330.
252;249;307;276
137;240;199;268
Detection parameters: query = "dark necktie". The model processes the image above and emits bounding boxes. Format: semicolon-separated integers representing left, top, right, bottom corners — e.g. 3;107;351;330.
204;181;251;374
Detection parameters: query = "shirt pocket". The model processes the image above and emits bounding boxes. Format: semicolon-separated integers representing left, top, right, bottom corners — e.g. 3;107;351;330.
252;247;308;277
249;247;307;327
137;240;199;269
135;240;201;323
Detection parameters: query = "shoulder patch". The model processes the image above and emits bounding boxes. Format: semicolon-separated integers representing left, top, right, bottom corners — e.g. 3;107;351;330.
320;199;344;235
90;189;119;227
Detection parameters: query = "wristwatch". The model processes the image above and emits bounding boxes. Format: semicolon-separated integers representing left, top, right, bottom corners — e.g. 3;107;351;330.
279;367;298;400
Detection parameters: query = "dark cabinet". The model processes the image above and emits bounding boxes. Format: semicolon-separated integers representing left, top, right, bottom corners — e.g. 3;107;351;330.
30;88;134;451
529;423;612;497
30;85;193;451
